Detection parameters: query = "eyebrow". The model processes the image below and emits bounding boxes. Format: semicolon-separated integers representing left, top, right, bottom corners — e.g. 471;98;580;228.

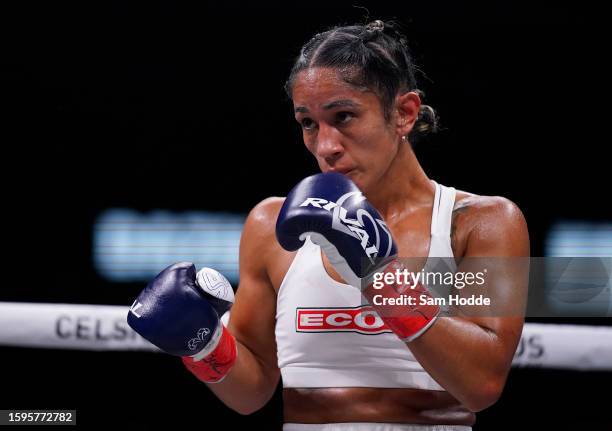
294;99;361;114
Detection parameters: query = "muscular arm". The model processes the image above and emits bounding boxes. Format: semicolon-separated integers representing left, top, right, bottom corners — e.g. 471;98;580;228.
407;196;530;412
204;198;283;415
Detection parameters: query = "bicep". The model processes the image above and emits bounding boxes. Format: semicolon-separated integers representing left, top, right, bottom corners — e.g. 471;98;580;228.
455;198;530;360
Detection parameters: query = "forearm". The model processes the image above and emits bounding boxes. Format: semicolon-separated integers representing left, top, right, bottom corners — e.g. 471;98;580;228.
407;316;520;412
362;260;521;411
201;341;279;415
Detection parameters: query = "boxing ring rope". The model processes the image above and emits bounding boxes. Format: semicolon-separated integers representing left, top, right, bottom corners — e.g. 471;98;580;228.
1;301;611;371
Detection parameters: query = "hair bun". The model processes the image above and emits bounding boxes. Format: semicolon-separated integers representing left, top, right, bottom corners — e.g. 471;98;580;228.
365;20;385;32
408;102;439;145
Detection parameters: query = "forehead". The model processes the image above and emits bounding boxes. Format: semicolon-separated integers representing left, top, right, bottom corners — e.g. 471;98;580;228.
291;67;375;109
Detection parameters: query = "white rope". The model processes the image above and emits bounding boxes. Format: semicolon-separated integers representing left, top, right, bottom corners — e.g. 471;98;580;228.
0;302;610;370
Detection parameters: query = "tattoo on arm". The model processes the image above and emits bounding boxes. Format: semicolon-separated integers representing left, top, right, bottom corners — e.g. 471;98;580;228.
451;198;474;258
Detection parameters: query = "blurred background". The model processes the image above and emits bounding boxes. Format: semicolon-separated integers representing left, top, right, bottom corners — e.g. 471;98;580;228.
1;0;610;428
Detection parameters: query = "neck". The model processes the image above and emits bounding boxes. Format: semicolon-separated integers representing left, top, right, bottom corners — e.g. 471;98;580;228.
364;142;435;222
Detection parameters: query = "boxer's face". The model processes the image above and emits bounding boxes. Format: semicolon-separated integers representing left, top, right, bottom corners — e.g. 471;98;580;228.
291;67;400;193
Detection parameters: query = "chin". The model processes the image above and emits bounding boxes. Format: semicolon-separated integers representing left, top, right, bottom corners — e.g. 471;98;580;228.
348;172;367;191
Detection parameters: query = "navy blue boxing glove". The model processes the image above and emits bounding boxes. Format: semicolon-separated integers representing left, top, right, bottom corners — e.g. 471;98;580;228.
276;172;397;288
276;173;440;342
127;262;237;382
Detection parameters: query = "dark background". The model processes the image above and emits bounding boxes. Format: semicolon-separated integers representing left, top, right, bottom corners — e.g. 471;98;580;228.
1;0;610;429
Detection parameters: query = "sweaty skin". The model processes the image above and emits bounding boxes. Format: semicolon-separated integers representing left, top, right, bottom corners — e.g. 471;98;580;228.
199;68;529;424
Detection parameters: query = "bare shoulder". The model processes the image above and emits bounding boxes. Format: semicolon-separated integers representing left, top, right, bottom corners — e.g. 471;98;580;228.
453;191;526;223
241;197;286;258
244;197;286;233
240;197;294;289
451;190;529;257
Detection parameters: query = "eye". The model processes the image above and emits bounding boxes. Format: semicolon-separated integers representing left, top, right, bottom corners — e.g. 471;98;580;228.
300;118;316;130
336;111;354;124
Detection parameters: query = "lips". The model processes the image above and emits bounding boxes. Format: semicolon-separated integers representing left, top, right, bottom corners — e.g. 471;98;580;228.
328;167;354;175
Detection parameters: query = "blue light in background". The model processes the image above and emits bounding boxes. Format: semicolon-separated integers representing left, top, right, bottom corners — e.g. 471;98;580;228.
546;221;612;257
545;221;612;316
93;209;244;283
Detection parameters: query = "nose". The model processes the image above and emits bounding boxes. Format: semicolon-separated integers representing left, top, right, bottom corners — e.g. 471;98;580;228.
315;124;344;164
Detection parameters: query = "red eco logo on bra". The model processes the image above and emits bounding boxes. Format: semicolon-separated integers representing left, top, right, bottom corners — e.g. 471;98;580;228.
296;306;392;335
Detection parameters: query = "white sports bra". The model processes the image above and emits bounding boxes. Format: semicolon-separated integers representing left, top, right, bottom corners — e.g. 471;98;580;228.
275;181;457;389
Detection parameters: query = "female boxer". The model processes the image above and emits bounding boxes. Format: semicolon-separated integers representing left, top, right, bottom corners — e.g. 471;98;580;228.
129;19;529;431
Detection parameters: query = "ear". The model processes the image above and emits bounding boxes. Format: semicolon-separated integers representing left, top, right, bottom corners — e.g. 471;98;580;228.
394;92;421;138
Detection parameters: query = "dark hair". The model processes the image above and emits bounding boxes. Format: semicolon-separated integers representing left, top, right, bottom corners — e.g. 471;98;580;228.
285;20;438;143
